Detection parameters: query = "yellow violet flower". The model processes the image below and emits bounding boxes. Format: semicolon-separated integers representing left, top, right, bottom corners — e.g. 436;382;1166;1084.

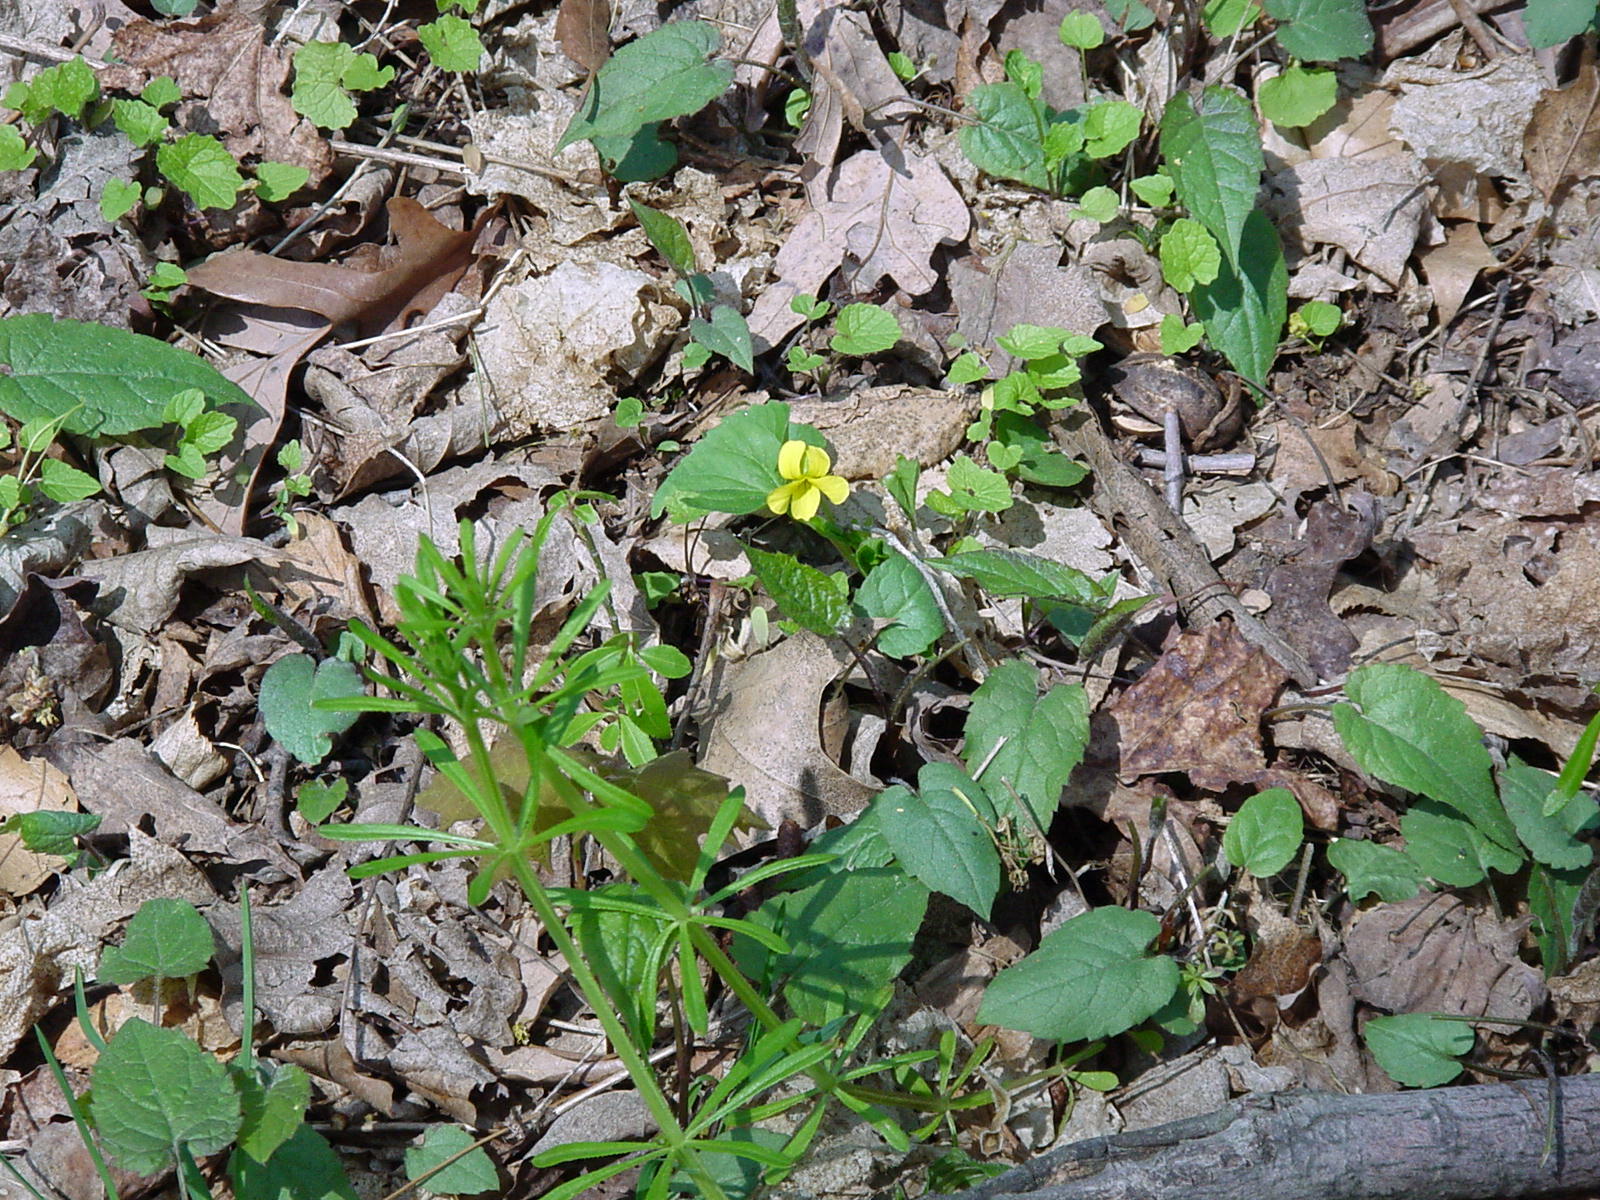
767;439;848;521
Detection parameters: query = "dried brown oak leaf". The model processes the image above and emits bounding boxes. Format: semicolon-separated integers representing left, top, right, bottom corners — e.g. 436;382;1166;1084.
186;197;484;339
1108;620;1339;829
111;12;331;185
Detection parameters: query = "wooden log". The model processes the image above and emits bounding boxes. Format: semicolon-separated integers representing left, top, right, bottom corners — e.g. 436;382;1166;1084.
929;1077;1600;1200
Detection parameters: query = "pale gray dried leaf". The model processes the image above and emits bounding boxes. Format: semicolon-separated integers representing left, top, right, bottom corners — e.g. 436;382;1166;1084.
467;260;677;434
747;146;969;350
1266;154;1428;288
696;632;877;828
1345;892;1545;1020
1386;54;1543;183
45;738;297;878
208;868;355;1036
78;532;285;636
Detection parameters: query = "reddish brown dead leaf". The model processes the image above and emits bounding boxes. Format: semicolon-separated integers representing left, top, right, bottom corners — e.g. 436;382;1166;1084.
186;198;483;338
1230;926;1324;1025
1110;620;1287;790
555;0;612;73
111;13;331;184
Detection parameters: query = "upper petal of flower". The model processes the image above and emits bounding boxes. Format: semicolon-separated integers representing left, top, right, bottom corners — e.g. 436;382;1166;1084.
777;439;809;480
798;443;831;479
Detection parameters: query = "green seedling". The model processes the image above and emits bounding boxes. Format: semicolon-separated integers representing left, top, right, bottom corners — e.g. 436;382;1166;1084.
631;198;755;374
0;409;101;532
1287;299;1343;348
161;388;238;481
270;439;314;536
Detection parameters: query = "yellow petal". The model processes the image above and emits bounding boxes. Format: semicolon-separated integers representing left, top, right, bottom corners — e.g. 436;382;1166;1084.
777;439;809;480
767;481;798;515
816;474;849;504
789;482;823;521
799;444;831;478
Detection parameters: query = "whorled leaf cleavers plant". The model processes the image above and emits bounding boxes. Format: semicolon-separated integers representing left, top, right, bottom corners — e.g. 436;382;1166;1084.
312;495;949;1199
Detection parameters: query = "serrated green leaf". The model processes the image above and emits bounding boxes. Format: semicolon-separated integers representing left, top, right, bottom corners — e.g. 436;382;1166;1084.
1159;217;1221;292
1159;86;1262;263
112;98;168;147
157;133;245;210
1257;64;1338;128
255;161;310;203
1190;207;1286;386
629;199;697;275
1326;837;1424;903
165;442;207;480
884;454;920;520
963;659;1089;828
747;547;849;636
183;409;239;456
418;14;484;71
560;21;734;147
571;885;666;1043
1526;0;1598;45
295;777;349;825
233;1061;311;1164
978;907;1179;1041
1106;0;1158;28
0;124;36;171
291;41;395;130
231;1122;359;1200
1262;0;1374;60
1364;1013;1473;1087
259;653;363;765
945;351;989;386
1529;864;1586;976
830;303;902;356
1498;758;1596;870
1332;663;1517;851
960;82;1073;192
930;547;1099;603
855;553;942;657
142;76;181;109
1203;0;1262;35
1293;300;1343;340
933;455;1012;514
0;315;254;435
689;304;754;373
876;763;1000;917
992;412;1090;487
36;458;101;503
100;178;140;221
764;867;928;1026
1223;788;1302;876
405;1125;500;1194
0;810;100;856
99;898;215;984
92;1019;241;1174
1129;172;1174;207
997;324;1071;360
1083;100;1141;158
8;57;98;123
1400;801;1521;887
